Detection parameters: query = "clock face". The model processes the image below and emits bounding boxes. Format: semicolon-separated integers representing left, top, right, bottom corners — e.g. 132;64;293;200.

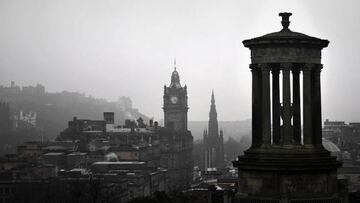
170;96;178;104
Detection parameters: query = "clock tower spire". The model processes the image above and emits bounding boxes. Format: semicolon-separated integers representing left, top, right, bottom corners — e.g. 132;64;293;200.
163;64;188;132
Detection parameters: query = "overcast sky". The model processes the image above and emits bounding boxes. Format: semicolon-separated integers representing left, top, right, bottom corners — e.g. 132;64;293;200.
0;0;360;121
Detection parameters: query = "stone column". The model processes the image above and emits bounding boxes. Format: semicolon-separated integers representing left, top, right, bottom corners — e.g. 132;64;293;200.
303;64;313;147
251;64;262;147
272;64;281;144
312;64;323;147
292;66;301;144
260;64;271;145
281;63;293;145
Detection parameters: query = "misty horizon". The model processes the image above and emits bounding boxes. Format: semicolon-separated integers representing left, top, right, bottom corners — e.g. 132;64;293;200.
1;0;360;122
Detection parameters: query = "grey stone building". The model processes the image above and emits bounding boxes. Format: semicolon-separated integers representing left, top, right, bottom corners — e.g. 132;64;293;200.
161;66;193;189
163;67;188;133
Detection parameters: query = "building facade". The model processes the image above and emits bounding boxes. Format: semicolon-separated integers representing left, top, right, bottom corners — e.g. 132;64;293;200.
161;67;193;189
203;91;224;171
163;67;188;133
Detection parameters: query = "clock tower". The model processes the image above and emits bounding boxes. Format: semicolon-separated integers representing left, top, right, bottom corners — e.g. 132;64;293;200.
163;65;188;133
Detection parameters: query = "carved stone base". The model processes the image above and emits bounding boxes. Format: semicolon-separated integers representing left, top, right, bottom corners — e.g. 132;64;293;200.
233;147;342;201
234;196;341;203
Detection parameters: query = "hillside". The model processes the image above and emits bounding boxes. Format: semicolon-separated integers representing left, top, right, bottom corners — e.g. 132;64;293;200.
0;82;149;141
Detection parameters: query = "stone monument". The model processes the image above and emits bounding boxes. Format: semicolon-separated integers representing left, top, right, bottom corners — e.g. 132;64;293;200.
233;12;344;202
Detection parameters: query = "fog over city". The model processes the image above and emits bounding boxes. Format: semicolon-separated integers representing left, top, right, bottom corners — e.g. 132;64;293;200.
0;0;359;121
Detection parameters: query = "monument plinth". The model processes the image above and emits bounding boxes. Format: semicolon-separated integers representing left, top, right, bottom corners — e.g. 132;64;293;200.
233;13;343;202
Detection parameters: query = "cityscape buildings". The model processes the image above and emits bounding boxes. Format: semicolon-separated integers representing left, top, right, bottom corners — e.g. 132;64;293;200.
0;9;360;203
0;68;194;202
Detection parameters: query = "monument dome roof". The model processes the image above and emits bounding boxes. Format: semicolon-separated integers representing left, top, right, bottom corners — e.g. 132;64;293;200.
243;12;329;48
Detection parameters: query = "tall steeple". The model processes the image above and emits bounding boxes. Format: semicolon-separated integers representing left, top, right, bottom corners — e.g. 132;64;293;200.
208;90;218;138
203;90;225;170
211;90;215;105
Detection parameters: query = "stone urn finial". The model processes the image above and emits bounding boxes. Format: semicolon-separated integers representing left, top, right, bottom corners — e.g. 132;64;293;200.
279;12;292;30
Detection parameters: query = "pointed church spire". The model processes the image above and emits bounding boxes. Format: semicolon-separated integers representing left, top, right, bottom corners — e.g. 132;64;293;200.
208;90;218;138
211;89;215;105
210;90;216;112
204;90;224;170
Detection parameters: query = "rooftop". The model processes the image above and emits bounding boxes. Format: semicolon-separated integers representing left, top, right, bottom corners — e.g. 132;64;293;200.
243;12;329;49
106;124;154;133
92;161;146;165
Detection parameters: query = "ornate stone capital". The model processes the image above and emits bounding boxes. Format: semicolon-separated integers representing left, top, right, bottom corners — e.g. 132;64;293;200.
249;63;257;70
291;64;301;74
303;63;315;73
258;63;270;72
270;64;280;74
313;64;323;74
280;63;292;72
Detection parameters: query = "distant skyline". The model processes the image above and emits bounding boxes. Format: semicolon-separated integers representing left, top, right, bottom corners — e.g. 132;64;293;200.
1;0;360;121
